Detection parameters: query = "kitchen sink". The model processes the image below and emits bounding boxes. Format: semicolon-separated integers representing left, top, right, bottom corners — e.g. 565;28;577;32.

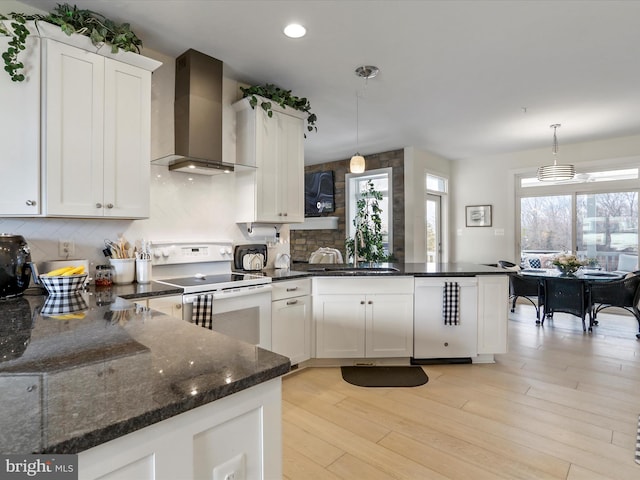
308;266;400;274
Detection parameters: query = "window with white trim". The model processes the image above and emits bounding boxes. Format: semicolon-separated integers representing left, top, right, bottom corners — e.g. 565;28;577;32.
346;167;393;257
517;167;639;271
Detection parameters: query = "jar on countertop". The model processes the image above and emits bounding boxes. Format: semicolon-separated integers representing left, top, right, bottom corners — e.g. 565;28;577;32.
95;264;114;287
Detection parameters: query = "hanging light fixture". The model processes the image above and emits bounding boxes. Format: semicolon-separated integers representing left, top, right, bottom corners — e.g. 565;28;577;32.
350;65;379;174
537;124;575;182
350;91;365;174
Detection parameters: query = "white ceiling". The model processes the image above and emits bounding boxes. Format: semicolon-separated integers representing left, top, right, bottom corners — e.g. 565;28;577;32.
21;0;640;165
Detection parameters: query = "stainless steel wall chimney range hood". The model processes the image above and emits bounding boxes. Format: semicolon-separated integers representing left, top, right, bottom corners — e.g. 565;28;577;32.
152;49;239;175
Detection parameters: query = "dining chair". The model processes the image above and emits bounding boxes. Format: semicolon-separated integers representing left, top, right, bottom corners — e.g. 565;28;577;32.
498;260;544;322
590;272;640;339
542;277;592;332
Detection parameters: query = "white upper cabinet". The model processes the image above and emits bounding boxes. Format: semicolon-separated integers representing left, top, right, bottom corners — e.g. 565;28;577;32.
0;33;41;215
234;97;305;224
0;23;159;218
43;40;152;218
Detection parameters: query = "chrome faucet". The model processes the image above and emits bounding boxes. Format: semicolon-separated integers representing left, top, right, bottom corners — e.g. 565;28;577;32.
353;227;364;268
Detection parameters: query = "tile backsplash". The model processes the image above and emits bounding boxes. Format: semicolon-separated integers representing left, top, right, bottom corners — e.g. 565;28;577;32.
0;165;255;272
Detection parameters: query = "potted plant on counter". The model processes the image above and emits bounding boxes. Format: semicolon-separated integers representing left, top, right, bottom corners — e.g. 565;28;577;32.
1;3;143;82
240;83;317;135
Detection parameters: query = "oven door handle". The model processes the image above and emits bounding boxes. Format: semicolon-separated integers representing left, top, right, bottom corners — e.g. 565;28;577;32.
211;284;272;300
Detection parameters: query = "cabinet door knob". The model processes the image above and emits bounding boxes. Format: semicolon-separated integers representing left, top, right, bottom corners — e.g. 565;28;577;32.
283;212;288;216
175;304;182;310
96;203;103;208
25;200;37;206
368;300;373;304
360;300;365;305
286;300;298;305
106;203;114;209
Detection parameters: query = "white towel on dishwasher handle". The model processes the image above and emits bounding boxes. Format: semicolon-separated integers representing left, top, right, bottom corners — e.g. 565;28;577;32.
193;294;213;329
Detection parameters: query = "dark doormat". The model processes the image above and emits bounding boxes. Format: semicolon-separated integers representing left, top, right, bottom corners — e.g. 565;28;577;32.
341;366;429;388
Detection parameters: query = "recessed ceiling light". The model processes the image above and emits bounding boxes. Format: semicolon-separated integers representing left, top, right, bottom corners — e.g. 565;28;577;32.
284;23;306;38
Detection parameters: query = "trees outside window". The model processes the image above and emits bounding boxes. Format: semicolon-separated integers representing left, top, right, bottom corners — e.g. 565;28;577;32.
518;167;638;271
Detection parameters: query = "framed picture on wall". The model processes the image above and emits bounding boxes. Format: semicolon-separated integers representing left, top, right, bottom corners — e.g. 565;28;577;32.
465;205;492;227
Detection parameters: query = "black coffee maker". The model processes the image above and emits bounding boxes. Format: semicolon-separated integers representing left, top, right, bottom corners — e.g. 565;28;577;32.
0;234;32;299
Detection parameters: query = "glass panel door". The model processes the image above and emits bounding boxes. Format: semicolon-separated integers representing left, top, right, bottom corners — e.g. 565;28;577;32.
426;194;441;263
577;192;638;271
520;195;573;258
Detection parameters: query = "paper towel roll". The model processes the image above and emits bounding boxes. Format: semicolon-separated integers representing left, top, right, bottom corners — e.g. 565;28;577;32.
247;225;277;240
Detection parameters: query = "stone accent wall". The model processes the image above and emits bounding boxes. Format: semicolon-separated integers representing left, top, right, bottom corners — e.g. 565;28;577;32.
291;149;405;264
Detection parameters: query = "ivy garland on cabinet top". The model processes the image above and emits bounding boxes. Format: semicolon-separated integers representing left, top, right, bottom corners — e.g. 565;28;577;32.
0;3;143;82
240;83;318;136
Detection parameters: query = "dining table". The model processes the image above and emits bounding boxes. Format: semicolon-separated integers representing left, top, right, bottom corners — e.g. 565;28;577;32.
518;268;624;330
518;268;624;282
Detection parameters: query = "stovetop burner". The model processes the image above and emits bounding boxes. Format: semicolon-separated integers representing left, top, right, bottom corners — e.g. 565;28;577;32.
155;272;270;294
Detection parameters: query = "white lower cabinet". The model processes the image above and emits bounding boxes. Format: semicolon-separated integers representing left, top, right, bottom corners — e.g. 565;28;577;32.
78;377;282;480
314;277;414;358
136;295;183;319
477;275;509;354
271;279;311;365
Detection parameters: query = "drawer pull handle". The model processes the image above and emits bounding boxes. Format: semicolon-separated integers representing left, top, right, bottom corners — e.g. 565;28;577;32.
286;300;298;305
286;287;298;292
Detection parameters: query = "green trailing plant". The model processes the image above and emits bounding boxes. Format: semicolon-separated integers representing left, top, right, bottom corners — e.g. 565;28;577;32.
345;180;390;263
1;3;143;82
0;12;30;81
240;83;317;136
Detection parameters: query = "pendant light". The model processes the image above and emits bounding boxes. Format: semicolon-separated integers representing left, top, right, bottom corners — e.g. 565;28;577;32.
349;91;365;173
350;65;379;174
537;124;575;182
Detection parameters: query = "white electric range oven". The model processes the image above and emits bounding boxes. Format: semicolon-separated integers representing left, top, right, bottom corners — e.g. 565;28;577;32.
152;242;272;349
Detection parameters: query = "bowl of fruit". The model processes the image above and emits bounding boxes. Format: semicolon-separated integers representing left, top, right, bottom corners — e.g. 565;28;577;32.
39;265;88;296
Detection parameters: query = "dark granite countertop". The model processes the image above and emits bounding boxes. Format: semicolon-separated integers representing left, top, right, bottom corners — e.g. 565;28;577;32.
99;281;183;300
262;262;506;280
0;289;290;455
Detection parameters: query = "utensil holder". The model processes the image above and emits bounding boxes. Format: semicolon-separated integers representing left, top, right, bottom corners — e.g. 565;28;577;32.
136;259;151;284
109;258;135;284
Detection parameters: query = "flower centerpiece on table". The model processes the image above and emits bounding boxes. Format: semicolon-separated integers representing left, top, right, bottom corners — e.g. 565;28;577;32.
552;254;585;275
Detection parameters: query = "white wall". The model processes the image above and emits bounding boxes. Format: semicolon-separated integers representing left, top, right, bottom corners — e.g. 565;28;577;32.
0;14;273;272
451;133;640;264
403;146;451;263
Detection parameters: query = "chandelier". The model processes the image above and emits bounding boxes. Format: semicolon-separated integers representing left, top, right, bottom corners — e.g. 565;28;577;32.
537;124;575;182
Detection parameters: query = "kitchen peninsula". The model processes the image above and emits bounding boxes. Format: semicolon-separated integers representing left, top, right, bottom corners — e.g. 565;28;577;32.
0;288;290;479
266;262;509;365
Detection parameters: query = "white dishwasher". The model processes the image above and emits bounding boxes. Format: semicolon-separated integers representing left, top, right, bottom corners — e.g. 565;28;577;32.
413;277;478;361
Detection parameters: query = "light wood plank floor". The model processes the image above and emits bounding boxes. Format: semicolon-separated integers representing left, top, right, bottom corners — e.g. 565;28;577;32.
282;306;640;479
